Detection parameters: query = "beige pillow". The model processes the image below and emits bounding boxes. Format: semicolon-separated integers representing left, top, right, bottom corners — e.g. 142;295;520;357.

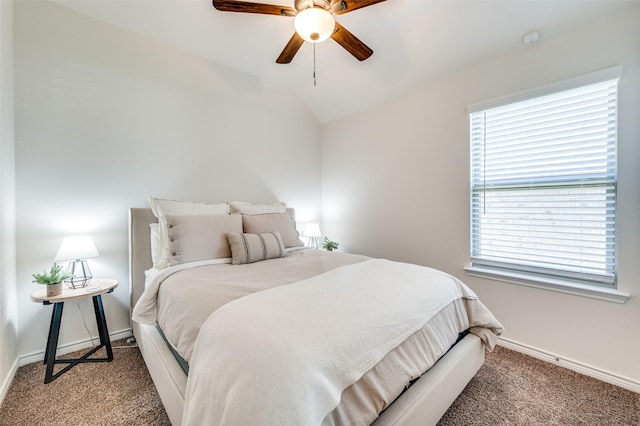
227;232;286;265
149;198;230;268
164;214;242;266
242;212;304;248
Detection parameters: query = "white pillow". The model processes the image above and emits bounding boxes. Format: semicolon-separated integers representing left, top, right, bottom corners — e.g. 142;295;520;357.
165;214;242;266
149;223;160;268
229;201;287;215
149;197;230;268
149;197;230;217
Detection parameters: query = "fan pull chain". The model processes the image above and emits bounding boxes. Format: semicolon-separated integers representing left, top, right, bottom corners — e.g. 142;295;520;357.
313;41;317;87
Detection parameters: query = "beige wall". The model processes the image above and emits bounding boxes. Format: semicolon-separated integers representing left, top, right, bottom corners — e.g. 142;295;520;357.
0;0;18;401
13;1;322;358
322;7;640;384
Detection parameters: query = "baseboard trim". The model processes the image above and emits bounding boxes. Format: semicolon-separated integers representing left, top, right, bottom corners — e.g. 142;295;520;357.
0;357;19;409
498;337;640;393
19;328;133;366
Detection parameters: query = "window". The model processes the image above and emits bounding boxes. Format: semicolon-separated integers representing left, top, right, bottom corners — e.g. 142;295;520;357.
469;74;618;288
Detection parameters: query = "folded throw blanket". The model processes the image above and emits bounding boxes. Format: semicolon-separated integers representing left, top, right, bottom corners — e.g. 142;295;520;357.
182;259;503;425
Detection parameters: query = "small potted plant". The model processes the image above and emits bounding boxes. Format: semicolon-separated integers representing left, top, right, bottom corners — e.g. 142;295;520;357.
320;237;339;252
32;263;72;297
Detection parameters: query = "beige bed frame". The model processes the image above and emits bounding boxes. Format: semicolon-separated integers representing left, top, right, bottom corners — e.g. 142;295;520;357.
129;208;484;425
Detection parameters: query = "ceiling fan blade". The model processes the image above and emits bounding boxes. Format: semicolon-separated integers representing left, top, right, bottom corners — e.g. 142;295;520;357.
330;22;373;61
212;0;295;16
276;33;305;64
330;0;386;15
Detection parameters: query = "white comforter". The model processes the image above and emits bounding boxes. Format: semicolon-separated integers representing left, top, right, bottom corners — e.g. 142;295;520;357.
180;259;501;426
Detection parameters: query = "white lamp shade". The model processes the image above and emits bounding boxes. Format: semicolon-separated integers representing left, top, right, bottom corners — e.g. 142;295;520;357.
294;8;335;42
55;236;99;261
303;223;322;238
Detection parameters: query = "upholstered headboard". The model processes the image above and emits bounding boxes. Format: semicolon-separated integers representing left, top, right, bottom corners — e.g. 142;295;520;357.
129;208;156;315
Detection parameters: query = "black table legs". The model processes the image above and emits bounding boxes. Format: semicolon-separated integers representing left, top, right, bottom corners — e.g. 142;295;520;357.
93;294;114;361
43;302;64;382
42;293;114;384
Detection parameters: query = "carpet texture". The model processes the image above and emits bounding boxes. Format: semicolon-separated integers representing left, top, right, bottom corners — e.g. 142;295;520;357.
0;339;170;426
0;342;637;425
438;346;639;426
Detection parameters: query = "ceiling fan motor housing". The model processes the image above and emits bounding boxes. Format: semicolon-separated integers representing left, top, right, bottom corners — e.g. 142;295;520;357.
294;0;331;12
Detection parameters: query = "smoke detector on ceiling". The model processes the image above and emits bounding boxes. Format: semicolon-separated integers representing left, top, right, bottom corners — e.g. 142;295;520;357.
523;31;540;45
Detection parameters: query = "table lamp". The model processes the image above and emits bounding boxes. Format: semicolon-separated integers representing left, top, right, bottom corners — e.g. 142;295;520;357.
55;236;99;288
303;223;321;249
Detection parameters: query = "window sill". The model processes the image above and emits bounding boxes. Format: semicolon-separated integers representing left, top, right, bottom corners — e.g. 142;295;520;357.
463;265;629;304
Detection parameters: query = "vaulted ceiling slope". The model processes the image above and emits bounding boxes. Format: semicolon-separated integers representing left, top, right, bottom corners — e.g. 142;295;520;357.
51;0;639;123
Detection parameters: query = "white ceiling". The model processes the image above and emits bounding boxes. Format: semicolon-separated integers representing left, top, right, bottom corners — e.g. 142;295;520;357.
52;0;639;123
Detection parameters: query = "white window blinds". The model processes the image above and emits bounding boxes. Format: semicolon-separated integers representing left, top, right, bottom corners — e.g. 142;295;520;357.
470;78;618;286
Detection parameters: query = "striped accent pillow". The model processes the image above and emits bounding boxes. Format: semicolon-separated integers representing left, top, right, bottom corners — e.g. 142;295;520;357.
227;231;286;265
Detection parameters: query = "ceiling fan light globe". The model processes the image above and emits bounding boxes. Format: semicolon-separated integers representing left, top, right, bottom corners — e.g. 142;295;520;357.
294;8;335;43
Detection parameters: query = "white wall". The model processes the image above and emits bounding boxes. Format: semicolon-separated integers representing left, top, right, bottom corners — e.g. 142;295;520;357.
14;1;321;358
322;8;640;384
0;0;18;401
9;0;639;393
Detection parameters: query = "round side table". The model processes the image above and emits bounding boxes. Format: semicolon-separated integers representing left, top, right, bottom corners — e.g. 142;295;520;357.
31;279;118;384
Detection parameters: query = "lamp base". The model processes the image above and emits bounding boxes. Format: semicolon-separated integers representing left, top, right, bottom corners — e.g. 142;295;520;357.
308;237;319;249
64;260;93;289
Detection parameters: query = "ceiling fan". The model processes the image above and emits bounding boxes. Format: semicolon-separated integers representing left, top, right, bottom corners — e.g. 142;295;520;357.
212;0;387;64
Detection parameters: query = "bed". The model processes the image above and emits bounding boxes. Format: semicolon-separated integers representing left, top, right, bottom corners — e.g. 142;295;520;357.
129;201;503;425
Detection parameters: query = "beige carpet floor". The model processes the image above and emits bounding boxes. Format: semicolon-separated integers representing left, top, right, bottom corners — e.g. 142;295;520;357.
0;339;170;426
438;347;639;426
0;340;637;425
